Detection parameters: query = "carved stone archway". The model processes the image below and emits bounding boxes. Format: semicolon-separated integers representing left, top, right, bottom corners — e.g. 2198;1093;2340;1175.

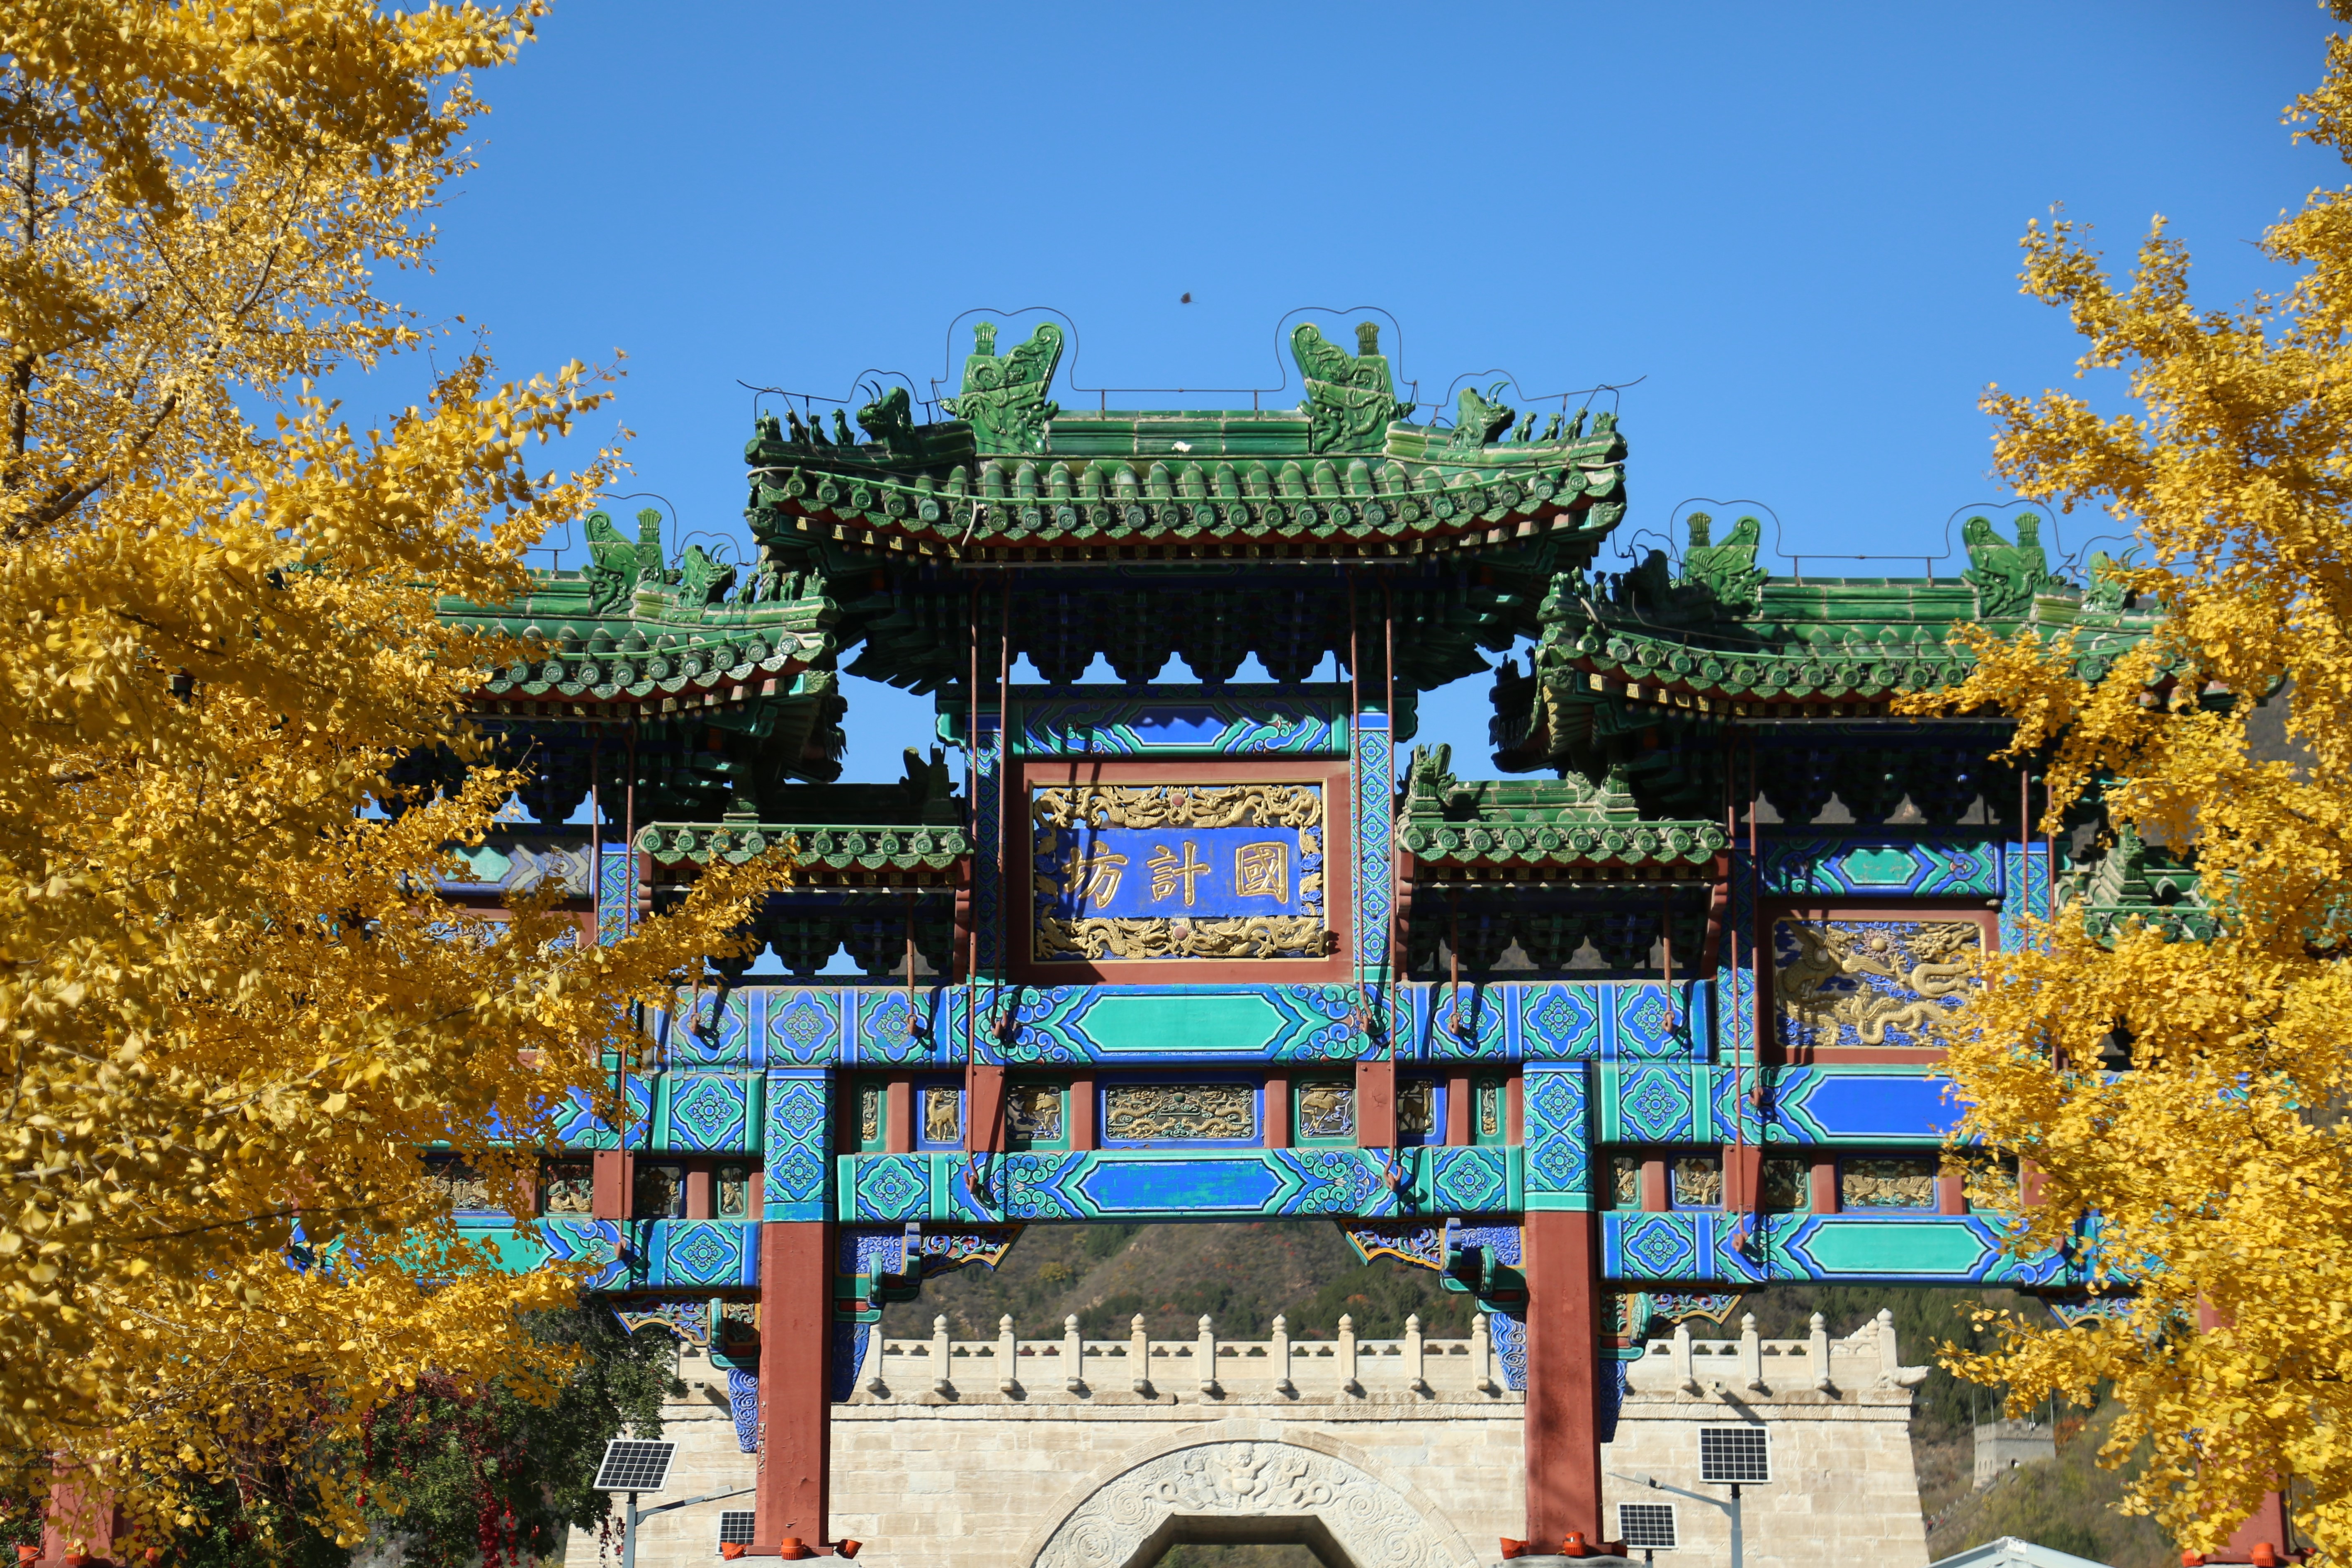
1025;1432;1479;1568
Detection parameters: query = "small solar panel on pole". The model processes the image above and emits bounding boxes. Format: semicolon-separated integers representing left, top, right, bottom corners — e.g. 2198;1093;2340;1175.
593;1439;678;1568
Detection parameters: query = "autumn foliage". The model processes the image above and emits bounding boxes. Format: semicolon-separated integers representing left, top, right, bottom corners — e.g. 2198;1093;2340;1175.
1902;2;2352;1553
0;3;783;1553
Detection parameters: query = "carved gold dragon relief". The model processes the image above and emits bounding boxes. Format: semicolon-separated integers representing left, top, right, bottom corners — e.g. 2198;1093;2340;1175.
1035;914;1333;962
1775;919;1982;1047
1032;783;1324;831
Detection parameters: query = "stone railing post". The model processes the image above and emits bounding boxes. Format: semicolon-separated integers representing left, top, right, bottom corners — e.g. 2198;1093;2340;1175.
1406;1313;1430;1397
1339;1313;1362;1397
998;1314;1019;1395
1198;1315;1222;1398
1272;1314;1295;1397
860;1328;887;1397
931;1314;952;1397
1472;1312;1497;1395
1810;1311;1835;1393
1064;1314;1086;1395
1672;1319;1700;1394
1740;1312;1768;1393
1131;1313;1153;1397
1877;1307;1900;1385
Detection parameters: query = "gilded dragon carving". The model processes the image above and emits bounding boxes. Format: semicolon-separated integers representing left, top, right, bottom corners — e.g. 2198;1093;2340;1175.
1031;783;1323;831
1774;919;1981;1048
1035;913;1332;962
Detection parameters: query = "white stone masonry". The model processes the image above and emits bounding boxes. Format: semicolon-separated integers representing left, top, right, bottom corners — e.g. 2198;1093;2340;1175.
567;1308;1932;1568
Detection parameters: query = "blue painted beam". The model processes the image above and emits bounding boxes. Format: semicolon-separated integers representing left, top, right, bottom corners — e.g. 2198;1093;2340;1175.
833;1147;1523;1224
1602;1211;2079;1287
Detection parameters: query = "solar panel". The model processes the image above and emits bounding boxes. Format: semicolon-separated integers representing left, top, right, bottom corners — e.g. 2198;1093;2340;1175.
592;1438;677;1493
1698;1425;1770;1485
1618;1501;1678;1549
718;1510;756;1546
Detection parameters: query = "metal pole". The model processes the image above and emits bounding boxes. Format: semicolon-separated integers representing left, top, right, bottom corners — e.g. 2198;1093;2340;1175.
1730;1483;1743;1568
623;1491;638;1568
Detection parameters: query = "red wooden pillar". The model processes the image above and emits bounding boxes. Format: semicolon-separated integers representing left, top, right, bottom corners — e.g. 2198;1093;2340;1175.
1523;1209;1604;1549
1261;1072;1289;1149
1355;1058;1397;1147
756;1220;832;1550
39;1458;124;1567
592;1149;633;1219
966;1064;1007;1154
883;1080;914;1155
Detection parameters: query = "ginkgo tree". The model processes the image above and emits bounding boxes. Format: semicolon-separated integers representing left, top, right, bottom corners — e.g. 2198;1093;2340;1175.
1905;0;2352;1554
0;3;786;1555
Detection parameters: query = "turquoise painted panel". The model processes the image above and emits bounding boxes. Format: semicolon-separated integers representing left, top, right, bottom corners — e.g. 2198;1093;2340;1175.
765;988;845;1065
992;984;1361;1064
656;1072;761;1153
1074;990;1285;1055
1799;1218;1990;1276
763;1070;830;1220
1523;1065;1591;1211
656;986;761;1067
1404;1145;1521;1213
1516;982;1603;1062
1601;1212;2077;1286
1759;835;2005;897
550;1077;651;1150
637;1219;761;1289
835;1149;1401;1223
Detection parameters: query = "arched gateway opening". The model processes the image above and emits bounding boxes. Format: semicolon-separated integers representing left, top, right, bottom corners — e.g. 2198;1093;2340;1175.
1025;1438;1478;1568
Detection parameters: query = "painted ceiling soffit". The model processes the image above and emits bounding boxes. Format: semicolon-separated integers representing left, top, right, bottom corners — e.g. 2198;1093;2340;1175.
741;321;1628;562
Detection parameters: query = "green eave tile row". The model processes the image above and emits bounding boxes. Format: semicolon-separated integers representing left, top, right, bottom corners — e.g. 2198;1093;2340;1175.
1553;629;1974;703
2076;904;2218;941
1399;818;1727;866
637;821;971;869
476;649;826;707
751;457;1621;554
1546;625;2150;705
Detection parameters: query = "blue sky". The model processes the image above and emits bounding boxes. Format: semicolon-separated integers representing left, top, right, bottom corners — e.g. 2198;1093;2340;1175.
388;1;2337;782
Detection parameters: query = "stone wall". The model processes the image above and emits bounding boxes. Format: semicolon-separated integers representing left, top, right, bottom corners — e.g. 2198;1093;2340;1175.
564;1312;1931;1568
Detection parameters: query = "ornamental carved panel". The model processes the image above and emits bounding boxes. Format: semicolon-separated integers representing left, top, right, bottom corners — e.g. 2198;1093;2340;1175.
1032;1440;1455;1568
1771;915;1983;1052
1031;783;1332;962
1103;1082;1254;1143
1841;1156;1937;1209
1297;1080;1355;1140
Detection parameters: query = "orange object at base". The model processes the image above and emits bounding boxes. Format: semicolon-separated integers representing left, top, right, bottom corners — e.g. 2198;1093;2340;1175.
835;1543;864;1560
719;1547;746;1562
1562;1531;1592;1557
777;1539;814;1561
2251;1545;2279;1568
1500;1542;1528;1561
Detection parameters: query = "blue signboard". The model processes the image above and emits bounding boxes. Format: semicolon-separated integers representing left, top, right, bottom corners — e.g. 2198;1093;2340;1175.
1035;823;1323;920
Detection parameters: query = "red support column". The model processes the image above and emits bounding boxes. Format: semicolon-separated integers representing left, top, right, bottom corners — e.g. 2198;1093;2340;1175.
1355;1059;1397;1147
592;1149;632;1219
966;1065;1007;1154
1261;1072;1289;1149
1523;1209;1604;1549
756;1220;832;1551
1068;1074;1097;1151
883;1080;914;1155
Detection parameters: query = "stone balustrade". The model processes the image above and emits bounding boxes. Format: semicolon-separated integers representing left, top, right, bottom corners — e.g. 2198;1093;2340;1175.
845;1312;1519;1404
1625;1308;1929;1401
